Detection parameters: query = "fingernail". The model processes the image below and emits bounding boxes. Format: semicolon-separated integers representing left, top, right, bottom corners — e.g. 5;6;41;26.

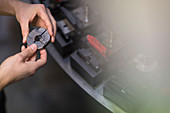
51;37;54;43
51;31;54;36
23;36;26;43
51;29;54;36
52;36;55;42
30;44;37;51
22;39;25;43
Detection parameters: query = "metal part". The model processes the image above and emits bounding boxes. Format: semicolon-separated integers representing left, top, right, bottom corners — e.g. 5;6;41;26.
27;28;51;49
70;49;104;87
77;48;100;72
58;19;75;42
54;32;74;57
84;5;89;23
103;78;136;113
60;7;76;26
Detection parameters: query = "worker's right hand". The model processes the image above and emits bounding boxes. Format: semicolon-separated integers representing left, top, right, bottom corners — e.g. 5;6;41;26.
13;1;57;43
0;44;47;90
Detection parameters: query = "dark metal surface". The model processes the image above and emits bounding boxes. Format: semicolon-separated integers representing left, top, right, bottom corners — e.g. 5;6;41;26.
47;43;124;113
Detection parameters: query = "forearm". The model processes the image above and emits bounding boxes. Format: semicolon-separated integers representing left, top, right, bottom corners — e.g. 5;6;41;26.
0;67;11;91
0;0;23;16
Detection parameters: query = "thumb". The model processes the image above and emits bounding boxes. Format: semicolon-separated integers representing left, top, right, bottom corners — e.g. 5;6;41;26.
19;44;37;61
20;21;29;43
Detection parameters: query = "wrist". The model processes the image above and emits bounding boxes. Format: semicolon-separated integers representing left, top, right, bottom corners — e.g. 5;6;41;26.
0;67;11;90
10;0;31;22
9;0;23;16
0;0;21;16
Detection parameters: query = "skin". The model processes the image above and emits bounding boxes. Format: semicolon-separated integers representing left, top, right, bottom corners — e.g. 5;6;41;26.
0;0;57;90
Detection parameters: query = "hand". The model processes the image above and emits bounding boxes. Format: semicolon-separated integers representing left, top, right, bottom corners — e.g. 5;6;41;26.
0;44;47;90
13;1;56;43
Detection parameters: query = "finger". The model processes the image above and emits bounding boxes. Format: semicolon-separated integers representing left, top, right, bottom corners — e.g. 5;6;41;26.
19;44;37;61
20;21;29;43
21;45;26;52
39;49;47;62
21;45;31;61
30;52;37;61
47;8;57;43
37;6;53;37
50;16;57;42
34;49;47;69
27;44;37;61
30;15;47;29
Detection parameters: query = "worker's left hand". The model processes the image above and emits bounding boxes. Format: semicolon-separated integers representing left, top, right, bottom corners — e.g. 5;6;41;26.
13;1;56;43
0;44;47;90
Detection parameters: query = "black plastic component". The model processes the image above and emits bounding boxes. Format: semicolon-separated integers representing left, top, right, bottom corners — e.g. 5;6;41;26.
54;33;74;57
70;49;105;87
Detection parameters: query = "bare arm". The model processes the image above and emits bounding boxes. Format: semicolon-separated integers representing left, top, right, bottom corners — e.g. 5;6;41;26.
0;0;56;43
0;44;47;91
0;0;57;90
0;0;16;16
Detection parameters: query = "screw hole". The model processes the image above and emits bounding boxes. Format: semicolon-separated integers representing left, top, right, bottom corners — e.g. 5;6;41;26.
35;35;41;42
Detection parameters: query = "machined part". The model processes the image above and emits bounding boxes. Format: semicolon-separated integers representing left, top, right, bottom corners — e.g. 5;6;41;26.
77;49;100;72
27;28;51;49
84;5;89;23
